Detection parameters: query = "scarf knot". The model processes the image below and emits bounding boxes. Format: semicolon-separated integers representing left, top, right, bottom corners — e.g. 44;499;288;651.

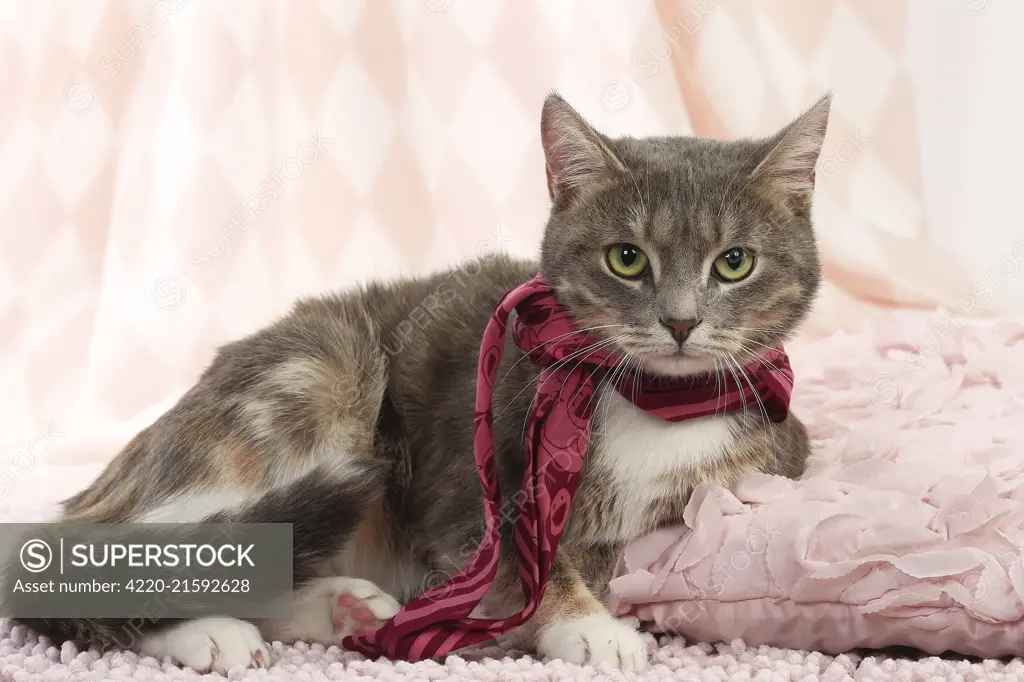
510;290;617;370
343;274;795;662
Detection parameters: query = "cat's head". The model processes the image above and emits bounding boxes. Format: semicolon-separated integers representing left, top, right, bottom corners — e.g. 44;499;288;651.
538;93;830;378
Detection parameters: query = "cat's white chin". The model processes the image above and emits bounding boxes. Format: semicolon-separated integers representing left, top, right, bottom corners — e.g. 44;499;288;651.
641;352;717;378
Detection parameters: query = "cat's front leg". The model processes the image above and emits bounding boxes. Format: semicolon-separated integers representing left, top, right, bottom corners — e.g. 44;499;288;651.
564;541;622;598
497;549;648;671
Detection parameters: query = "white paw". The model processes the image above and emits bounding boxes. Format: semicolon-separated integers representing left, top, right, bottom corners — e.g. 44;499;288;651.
262;576;401;645
537;613;649;672
328;576;401;639
138;617;270;673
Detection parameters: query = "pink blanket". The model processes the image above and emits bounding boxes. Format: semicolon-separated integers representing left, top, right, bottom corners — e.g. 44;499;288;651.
609;312;1024;657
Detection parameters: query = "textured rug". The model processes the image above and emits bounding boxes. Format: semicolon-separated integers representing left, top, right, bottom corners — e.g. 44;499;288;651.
5;620;1024;681
4;311;1024;680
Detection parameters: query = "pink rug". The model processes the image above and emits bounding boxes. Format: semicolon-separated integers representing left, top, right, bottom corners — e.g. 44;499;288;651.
4;311;1024;680
5;620;1024;681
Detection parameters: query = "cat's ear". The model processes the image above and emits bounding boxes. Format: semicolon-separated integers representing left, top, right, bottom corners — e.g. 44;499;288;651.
750;94;832;215
541;93;625;203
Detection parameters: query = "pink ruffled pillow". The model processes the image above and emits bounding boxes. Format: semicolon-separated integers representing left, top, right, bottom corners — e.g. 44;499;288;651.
608;313;1024;657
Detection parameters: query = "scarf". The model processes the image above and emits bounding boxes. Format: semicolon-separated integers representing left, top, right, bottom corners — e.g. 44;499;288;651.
343;274;794;661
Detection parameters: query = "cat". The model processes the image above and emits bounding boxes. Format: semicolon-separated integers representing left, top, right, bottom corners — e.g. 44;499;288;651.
12;92;829;673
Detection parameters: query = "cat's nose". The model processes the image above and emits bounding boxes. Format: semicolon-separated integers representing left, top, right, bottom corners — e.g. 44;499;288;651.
661;318;699;344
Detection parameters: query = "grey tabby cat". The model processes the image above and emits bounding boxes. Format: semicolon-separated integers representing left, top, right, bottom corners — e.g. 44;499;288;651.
14;92;829;673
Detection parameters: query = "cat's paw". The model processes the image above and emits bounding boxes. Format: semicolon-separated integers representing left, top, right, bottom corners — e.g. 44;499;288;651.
329;577;401;638
138;617;270;673
259;576;401;645
537;613;649;672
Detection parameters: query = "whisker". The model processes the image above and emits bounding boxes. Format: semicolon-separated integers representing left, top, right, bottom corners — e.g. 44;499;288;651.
699;339;793;387
496;333;626;424
582;361;620;443
588;349;636;428
727;339;794;387
725;360;748;420
498;324;627;385
568;342;627;415
712;357;725;419
517;334;629;442
734;356;779;467
624;353;644;422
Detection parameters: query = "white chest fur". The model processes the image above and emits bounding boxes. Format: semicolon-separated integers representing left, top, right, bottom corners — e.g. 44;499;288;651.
591;387;739;540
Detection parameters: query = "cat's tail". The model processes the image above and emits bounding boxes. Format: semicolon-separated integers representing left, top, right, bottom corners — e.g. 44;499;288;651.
6;457;390;651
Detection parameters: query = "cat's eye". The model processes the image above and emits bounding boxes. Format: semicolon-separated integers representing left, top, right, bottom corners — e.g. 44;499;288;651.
712;248;754;282
606;244;649;279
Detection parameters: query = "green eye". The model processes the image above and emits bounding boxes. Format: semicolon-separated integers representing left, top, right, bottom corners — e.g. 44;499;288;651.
712;248;754;282
606;244;650;279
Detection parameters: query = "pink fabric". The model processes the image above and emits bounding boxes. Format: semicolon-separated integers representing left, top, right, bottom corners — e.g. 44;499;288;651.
9;0;1024;505
345;275;793;661
16;618;1024;682
610;311;1024;658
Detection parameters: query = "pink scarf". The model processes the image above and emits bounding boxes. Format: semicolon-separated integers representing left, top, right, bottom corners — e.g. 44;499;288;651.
343;275;794;661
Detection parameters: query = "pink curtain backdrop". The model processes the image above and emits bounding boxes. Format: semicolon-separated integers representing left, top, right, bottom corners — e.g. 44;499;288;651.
2;0;1022;476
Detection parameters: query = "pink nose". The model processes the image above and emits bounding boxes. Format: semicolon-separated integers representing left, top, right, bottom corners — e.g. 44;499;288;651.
662;318;698;344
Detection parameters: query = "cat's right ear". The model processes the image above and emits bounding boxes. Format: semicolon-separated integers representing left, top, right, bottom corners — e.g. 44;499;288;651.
541;93;625;203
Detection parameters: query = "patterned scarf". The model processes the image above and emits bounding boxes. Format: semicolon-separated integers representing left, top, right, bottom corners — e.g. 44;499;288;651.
343;274;794;661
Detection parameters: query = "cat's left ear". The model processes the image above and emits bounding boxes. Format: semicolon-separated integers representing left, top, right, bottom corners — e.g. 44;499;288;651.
750;94;832;215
